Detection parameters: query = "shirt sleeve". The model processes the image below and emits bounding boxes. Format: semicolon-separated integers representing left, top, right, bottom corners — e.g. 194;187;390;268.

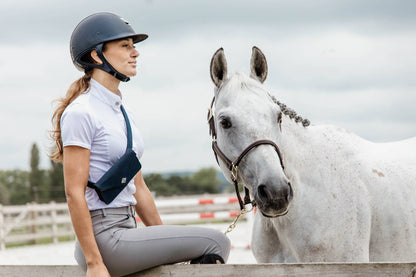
61;103;95;150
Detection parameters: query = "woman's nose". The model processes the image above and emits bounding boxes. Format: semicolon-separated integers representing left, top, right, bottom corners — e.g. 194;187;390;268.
132;48;139;58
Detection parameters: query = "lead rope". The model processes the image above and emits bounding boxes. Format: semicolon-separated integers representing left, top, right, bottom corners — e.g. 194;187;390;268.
177;206;254;266
224;204;255;235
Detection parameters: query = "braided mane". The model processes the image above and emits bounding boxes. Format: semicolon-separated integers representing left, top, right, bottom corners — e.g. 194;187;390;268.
269;95;311;127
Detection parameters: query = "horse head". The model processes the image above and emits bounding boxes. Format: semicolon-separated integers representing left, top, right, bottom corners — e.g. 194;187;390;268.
209;47;293;217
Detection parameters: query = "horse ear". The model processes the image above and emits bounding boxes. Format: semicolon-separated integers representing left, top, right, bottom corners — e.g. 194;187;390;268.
250;46;268;83
210;48;228;88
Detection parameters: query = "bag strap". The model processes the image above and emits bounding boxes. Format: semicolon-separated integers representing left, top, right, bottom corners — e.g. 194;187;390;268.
88;104;133;188
120;105;133;151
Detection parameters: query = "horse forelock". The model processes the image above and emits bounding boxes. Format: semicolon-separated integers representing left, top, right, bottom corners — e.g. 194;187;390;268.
221;72;268;96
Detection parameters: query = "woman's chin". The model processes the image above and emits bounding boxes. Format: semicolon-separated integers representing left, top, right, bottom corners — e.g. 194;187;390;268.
124;71;136;77
117;68;136;78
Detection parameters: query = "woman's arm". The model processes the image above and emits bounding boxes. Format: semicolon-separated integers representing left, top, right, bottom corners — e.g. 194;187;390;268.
133;171;163;226
63;146;110;276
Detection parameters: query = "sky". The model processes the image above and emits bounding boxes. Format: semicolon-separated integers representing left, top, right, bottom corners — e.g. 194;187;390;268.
0;0;415;173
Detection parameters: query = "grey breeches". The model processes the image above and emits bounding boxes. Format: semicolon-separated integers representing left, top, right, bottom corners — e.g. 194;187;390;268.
74;206;231;277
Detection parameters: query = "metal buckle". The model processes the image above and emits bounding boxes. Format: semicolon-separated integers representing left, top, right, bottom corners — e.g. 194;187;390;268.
231;164;238;182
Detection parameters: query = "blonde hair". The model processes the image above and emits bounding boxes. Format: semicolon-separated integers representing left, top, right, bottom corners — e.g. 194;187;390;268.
49;70;93;162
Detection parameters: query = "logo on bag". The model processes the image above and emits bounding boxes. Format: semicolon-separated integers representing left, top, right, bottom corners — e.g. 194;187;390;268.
121;178;127;184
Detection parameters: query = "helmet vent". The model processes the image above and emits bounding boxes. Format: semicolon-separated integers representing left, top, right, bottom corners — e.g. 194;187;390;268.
120;17;129;25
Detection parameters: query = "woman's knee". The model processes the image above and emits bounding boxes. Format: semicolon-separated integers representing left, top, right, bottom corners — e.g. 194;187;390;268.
208;228;231;261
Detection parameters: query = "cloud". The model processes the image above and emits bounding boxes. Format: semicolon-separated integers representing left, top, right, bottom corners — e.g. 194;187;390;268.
1;0;416;43
0;0;415;171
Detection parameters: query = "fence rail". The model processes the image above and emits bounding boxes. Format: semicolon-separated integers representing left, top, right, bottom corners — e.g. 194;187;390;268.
1;263;416;277
0;194;246;250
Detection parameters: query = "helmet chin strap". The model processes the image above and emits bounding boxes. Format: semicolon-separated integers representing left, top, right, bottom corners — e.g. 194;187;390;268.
93;43;130;82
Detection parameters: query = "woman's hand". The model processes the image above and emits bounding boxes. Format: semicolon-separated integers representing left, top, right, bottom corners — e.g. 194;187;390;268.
86;262;111;277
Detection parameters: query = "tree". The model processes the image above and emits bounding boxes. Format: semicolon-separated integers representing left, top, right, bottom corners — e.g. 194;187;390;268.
190;167;221;194
166;175;191;195
49;160;66;202
144;173;174;197
0;170;30;204
29;143;42;202
0;183;10;204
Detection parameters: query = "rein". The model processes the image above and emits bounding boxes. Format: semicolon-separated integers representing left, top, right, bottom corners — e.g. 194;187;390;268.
207;96;285;211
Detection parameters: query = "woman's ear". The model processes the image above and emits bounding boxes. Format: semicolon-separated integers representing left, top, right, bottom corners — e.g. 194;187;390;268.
90;49;103;65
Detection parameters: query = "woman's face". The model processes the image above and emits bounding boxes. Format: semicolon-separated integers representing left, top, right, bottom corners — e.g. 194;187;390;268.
103;38;139;77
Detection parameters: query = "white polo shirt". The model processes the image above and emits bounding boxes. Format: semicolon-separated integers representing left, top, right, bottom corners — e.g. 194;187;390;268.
61;78;144;210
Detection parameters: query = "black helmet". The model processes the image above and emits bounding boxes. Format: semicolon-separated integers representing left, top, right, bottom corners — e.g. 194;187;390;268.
70;12;148;82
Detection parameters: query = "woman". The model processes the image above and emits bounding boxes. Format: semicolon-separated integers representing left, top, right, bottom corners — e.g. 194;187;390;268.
50;12;230;277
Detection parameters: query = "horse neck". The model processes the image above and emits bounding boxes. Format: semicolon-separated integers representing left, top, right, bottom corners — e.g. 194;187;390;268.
280;116;366;186
279;117;340;185
280;118;312;179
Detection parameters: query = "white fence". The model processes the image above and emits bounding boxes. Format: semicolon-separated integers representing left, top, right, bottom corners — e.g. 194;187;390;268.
0;194;248;250
0;202;74;250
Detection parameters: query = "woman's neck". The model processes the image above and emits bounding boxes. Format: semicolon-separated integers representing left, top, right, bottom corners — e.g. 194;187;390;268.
91;69;121;94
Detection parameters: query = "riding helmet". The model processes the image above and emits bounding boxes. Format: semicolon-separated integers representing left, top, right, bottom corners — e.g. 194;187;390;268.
70;12;148;82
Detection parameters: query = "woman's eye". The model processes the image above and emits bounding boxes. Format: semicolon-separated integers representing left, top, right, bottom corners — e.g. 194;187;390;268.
220;118;232;129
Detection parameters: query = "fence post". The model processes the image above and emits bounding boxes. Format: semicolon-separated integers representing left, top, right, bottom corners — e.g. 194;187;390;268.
29;202;38;244
51;201;58;244
0;204;5;250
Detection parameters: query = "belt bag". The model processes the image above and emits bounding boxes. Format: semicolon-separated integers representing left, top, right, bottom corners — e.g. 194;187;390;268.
87;105;141;204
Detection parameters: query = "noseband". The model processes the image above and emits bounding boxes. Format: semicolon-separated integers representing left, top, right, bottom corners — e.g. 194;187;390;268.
207;97;285;210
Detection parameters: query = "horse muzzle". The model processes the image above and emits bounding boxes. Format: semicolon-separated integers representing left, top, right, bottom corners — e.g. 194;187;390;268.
254;181;293;217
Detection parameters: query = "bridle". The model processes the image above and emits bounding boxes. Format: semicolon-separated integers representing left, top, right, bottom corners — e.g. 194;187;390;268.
207;96;285;211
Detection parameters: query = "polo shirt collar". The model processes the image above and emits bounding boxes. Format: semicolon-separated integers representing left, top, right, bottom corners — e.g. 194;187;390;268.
90;78;123;111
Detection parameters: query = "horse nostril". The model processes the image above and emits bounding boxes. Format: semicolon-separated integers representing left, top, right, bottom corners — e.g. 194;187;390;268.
257;182;293;203
258;184;270;201
287;182;293;201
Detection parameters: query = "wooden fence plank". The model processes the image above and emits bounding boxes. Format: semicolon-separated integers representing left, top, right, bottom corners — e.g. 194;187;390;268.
129;263;416;277
0;265;84;277
1;263;416;277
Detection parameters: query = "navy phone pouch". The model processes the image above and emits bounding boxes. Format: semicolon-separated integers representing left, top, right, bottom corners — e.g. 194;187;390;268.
87;105;141;204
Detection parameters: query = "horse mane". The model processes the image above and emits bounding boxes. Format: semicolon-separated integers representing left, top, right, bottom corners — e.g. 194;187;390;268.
269;95;311;127
220;73;311;127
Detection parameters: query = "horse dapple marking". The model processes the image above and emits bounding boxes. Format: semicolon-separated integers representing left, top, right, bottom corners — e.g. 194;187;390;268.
209;46;416;263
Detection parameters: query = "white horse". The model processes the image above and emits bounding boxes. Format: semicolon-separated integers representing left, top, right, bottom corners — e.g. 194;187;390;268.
208;46;416;263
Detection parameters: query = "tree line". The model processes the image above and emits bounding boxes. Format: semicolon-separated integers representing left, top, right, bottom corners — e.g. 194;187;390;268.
0;143;228;205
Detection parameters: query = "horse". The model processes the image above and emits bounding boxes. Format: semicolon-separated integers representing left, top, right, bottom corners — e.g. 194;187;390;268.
208;46;416;263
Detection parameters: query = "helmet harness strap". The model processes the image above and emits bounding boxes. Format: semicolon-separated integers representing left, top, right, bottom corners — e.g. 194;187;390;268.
93;43;130;82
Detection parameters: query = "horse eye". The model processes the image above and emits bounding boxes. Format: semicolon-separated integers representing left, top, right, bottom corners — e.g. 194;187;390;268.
220;118;232;129
278;112;282;124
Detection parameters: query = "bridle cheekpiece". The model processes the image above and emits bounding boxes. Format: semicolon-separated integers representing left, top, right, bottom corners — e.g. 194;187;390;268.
207;96;285;211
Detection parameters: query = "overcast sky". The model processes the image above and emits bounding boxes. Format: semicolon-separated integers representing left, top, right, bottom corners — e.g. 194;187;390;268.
0;0;415;173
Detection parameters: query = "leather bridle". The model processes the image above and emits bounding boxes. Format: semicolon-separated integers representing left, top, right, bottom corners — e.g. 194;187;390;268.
207;96;285;210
